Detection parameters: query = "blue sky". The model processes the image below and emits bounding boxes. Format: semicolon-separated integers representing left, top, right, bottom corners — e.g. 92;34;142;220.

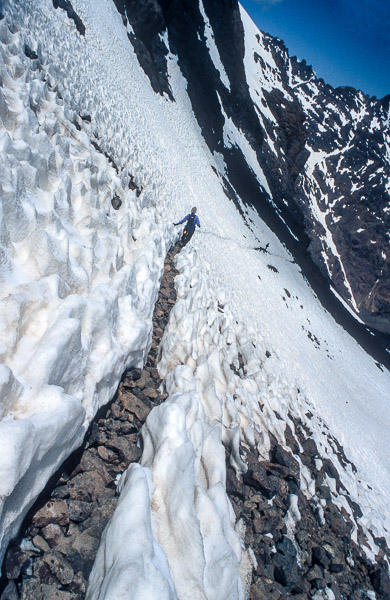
240;0;390;99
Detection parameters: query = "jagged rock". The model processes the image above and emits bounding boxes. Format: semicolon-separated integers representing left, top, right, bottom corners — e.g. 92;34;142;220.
312;545;330;568
5;547;28;579
317;485;332;501
105;433;141;463
273;536;300;590
67;471;109;502
68;571;87;596
1;581;19;600
120;391;150;420
33;558;59;585
144;387;158;399
258;509;286;538
86;423;108;447
371;565;390;596
42;552;74;586
272;446;300;483
78;451;112;485
249;583;268;600
307;565;324;581
325;508;353;538
67;500;94;523
126;371;148;389
57;531;100;578
33;535;51;553
284;425;301;454
301;437;318;459
32;501;69;529
244;464;283;499
79;498;117;539
322;458;339;481
111;194;122;210
126;367;142;380
96;445;117;462
51;486;70;500
41;524;65;548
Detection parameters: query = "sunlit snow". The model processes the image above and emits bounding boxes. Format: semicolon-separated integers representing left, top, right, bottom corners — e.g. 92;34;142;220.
0;0;389;597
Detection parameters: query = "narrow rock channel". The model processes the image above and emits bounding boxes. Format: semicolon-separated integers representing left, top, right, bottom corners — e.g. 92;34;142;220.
0;245;181;600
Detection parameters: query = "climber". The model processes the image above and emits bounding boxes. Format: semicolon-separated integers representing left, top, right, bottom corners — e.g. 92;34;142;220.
173;207;201;247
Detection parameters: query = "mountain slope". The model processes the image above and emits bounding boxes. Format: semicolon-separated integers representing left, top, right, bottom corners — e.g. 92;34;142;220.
116;0;390;335
0;0;389;598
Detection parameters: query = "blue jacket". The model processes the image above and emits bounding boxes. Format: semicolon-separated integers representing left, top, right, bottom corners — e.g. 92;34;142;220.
177;213;200;229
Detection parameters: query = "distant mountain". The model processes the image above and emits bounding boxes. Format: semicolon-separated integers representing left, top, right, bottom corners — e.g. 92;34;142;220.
116;0;390;334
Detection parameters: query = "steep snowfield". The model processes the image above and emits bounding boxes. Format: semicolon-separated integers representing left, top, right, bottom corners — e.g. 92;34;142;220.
0;0;389;596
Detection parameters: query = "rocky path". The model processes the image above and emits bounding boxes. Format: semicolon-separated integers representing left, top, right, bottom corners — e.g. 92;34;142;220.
0;245;180;600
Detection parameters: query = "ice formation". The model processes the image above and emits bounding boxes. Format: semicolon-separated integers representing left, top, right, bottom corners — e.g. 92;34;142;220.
0;0;389;597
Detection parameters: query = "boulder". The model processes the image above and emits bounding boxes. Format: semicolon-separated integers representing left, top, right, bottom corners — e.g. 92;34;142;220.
57;531;100;579
120;391;150;421
42;551;74;585
272;446;300;483
5;546;27;580
20;579;43;600
32;501;69;528
371;565;390;597
67;471;108;502
244;464;283;499
106;433;141;463
312;546;330;568
41;523;65;548
67;500;94;523
97;445;117;463
143;387;159;399
79;451;112;485
41;585;77;600
33;535;51;553
273;536;300;590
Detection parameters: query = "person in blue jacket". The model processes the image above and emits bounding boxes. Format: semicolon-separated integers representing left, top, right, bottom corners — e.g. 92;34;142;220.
173;207;200;246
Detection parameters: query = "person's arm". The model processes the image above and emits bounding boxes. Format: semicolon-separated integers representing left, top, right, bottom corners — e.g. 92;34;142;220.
174;214;189;225
195;216;200;227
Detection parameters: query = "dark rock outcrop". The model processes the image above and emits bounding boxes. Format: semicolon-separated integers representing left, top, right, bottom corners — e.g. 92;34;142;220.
226;417;390;600
52;0;85;36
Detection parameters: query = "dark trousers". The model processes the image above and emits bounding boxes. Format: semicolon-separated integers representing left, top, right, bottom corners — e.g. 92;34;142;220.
181;227;195;246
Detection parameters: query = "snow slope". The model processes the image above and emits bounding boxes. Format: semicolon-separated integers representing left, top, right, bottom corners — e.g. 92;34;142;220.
0;0;389;596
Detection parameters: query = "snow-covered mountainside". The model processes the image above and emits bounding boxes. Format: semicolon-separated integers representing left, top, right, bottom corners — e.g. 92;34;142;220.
0;0;390;598
117;0;390;335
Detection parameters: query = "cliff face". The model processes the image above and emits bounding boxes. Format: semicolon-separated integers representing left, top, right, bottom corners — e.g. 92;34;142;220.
116;0;390;332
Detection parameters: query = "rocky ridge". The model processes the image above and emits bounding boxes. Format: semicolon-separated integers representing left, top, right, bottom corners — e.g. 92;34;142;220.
227;423;390;600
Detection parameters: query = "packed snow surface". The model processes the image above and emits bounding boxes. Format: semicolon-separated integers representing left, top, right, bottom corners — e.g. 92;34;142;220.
0;0;389;596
